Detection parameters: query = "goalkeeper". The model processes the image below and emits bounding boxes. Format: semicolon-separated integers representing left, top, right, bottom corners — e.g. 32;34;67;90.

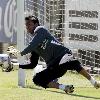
18;15;100;93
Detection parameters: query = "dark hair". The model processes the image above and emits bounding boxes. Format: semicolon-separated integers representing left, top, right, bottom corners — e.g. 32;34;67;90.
25;15;39;24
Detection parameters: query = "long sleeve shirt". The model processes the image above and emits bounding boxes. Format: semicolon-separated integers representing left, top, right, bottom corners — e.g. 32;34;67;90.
21;26;71;66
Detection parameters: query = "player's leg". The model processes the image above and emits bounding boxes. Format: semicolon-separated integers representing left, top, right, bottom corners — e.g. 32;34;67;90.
79;67;100;89
52;78;59;83
47;81;74;93
47;64;74;93
68;60;100;89
33;66;74;93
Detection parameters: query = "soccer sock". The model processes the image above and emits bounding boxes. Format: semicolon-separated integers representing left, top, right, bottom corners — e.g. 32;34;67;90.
59;84;66;90
89;76;96;86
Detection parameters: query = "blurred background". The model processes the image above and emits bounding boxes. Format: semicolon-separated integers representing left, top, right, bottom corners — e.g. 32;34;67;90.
0;0;100;74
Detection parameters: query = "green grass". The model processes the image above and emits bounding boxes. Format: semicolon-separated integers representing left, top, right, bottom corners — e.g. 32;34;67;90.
0;69;100;100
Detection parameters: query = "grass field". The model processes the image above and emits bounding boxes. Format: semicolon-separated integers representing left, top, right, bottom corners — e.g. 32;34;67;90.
0;68;100;100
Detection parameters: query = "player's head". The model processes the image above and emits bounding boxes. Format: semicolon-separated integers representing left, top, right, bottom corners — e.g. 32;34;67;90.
25;15;39;34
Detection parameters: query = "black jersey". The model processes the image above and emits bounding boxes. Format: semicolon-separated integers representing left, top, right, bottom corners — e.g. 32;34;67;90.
21;26;72;65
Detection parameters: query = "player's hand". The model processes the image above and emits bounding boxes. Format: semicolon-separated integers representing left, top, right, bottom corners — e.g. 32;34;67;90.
7;46;21;57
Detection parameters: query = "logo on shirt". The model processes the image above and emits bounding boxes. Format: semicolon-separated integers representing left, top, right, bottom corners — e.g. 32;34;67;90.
51;40;61;45
40;39;48;49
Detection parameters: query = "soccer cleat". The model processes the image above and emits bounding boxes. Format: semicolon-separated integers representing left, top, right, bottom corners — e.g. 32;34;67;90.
94;81;100;89
64;85;74;93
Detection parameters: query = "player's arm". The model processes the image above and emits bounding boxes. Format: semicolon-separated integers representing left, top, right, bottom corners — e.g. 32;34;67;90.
19;51;39;69
21;28;47;56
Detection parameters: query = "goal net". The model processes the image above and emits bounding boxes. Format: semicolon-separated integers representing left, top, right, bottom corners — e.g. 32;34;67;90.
17;0;100;88
64;0;100;75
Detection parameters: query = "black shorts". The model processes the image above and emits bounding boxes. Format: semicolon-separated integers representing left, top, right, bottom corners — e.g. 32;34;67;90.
33;59;82;88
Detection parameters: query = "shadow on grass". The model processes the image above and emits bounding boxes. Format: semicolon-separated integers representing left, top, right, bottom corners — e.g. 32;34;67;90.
68;93;100;100
27;86;100;100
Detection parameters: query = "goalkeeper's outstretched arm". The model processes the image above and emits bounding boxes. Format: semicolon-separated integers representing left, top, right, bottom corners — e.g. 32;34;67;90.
7;46;39;69
19;51;39;69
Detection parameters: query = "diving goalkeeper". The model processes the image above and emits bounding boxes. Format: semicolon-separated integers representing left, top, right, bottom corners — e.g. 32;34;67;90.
13;15;100;93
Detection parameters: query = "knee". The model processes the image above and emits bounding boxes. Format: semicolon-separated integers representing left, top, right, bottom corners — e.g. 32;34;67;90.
33;75;48;88
72;60;82;72
33;76;40;86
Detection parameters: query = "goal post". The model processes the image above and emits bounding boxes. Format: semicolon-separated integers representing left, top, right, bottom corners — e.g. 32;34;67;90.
17;0;25;87
17;0;24;52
